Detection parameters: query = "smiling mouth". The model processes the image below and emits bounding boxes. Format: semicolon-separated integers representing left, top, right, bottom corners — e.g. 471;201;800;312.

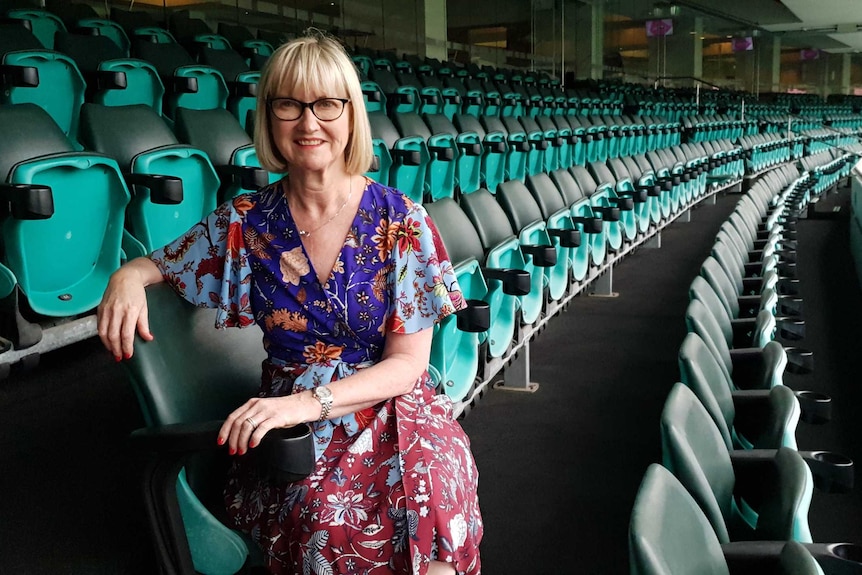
297;139;325;146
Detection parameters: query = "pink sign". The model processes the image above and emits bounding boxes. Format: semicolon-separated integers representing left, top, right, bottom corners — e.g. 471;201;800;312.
800;49;821;61
645;19;674;38
732;37;754;52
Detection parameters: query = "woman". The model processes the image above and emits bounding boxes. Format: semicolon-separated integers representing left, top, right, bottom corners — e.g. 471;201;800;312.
98;32;482;575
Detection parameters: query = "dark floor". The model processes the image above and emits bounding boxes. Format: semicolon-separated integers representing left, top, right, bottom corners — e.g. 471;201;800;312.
1;182;860;574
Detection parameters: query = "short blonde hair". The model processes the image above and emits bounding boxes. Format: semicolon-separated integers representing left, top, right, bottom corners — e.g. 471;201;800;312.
254;31;373;175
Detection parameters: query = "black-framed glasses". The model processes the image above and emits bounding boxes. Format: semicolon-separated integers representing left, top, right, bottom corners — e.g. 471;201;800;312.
268;97;350;121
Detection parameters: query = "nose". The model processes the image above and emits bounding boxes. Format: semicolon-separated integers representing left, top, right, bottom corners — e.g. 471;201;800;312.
295;106;320;130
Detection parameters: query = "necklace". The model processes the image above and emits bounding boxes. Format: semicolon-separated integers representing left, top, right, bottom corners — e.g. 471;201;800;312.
289;177;354;238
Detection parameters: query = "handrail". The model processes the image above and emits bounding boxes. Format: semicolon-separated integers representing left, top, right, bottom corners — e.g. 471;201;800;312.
653;76;725;91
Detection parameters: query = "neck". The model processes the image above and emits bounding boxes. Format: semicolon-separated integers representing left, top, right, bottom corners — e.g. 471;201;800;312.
284;168;352;215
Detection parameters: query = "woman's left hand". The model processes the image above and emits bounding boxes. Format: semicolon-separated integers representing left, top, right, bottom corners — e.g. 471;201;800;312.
218;393;316;455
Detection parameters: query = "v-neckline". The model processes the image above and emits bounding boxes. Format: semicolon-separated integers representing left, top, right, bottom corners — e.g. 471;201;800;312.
287;177;369;289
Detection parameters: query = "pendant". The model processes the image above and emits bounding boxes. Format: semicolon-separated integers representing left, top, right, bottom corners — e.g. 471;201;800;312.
298;229;309;237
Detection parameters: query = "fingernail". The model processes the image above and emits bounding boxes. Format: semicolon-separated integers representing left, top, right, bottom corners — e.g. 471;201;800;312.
123;352;132;360
114;355;122;363
228;447;236;456
238;449;246;456
217;436;225;445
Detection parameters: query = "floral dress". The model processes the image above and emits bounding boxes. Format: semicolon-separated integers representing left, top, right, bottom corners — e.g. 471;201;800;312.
150;178;483;575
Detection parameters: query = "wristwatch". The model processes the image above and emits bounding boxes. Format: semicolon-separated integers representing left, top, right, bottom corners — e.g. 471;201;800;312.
312;386;333;421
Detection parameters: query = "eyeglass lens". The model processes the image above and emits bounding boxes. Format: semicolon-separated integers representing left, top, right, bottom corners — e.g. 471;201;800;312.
271;98;347;121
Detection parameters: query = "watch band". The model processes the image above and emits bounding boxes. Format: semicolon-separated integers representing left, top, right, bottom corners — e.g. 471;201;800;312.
313;386;333;421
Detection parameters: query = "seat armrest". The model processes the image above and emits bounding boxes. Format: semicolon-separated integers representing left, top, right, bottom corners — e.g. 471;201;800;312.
521;244;557;267
482;267;530;296
0;64;39;88
722;541;862;575
0;183;54;219
216;164;269;190
571;216;603;234
125;173;184;204
169;75;198;94
594;206;621;221
548;227;581;248
84;69;128;91
455;299;490;333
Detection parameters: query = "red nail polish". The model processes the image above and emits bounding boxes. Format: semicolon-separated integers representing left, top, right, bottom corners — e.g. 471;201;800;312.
114;355;122;363
217;436;225;446
228;447;236;456
123;352;132;360
238;449;245;456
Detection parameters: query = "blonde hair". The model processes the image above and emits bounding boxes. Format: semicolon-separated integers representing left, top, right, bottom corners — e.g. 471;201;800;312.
254;30;373;175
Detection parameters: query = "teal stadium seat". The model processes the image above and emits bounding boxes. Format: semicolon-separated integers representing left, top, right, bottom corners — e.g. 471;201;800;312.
424;199;492;403
661;382;813;543
630;464;826;575
173;107;276;204
423;113;483;195
496;180;564;319
125;283;314;575
678;331;798;450
0;23;86;142
79;103;221;256
55;31;165;114
459;189;530;359
0;104;130;349
454;113;507;193
368;111;429;204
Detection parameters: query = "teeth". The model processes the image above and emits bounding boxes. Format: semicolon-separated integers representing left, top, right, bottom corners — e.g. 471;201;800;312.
298;139;323;145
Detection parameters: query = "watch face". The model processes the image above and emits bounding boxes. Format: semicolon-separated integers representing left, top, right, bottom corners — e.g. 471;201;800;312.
315;386;333;399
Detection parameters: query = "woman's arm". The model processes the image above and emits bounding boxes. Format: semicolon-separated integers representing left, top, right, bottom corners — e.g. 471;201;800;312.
97;257;165;361
219;327;434;454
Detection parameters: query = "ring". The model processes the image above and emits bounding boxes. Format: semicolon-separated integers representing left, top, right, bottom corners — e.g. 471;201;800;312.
246;416;257;429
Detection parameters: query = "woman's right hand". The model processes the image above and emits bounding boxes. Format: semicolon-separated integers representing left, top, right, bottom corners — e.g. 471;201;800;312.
97;257;162;361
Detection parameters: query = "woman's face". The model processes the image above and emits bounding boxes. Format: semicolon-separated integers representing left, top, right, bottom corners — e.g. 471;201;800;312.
270;83;352;176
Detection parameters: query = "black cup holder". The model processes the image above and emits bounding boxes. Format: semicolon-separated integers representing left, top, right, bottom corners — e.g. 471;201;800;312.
258;424;315;483
831;543;862;563
803;450;854;493
796;390;832;424
456;299;491;333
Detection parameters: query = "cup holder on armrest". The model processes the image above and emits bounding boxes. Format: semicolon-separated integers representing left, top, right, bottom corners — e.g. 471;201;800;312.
256;424;316;484
784;346;814;374
800;450;854;493
571;216;603;234
455;299;491;333
548;228;581;248
521;244;557;267
796;390;831;424
482;267;531;296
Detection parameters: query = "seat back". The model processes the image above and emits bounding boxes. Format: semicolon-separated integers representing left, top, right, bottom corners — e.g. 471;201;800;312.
677;332;736;450
629;464;730;575
79;103;220;252
0;104;130;317
127;283;266;426
661;382;735;543
0;24;86;141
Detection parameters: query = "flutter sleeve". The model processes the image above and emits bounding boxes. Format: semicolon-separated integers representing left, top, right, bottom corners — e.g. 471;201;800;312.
385;201;467;334
149;196;255;329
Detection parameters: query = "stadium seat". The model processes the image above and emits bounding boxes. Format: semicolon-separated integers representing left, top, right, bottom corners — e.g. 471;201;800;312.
424;199;491;402
549;168;606;268
172;107;275;204
368;111;429;204
678;331;798;450
78;103;221;255
0;104;130;348
662;382;813;543
630;464;828;575
496;179;565;316
459;189;531;358
125;282;314;575
0;23;86;142
54;31;165;113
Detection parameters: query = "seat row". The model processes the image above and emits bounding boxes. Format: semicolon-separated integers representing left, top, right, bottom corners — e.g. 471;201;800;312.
368;108;743;201
630;159;862;574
